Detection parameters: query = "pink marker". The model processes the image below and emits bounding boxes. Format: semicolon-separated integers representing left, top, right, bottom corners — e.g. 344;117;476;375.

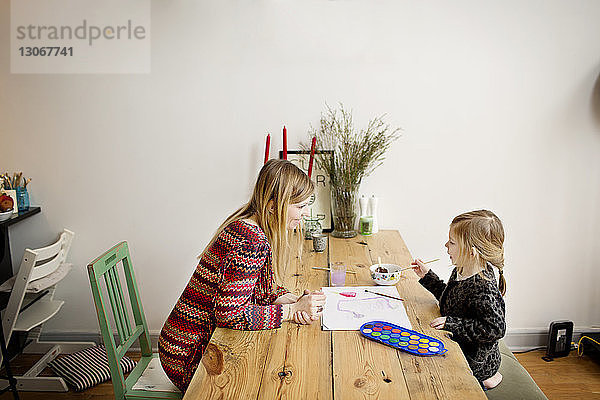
340;292;356;297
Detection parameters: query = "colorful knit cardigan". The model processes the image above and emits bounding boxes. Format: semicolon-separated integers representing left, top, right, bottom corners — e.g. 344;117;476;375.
158;220;289;392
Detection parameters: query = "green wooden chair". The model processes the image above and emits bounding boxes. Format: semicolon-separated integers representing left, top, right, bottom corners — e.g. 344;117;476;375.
87;242;182;400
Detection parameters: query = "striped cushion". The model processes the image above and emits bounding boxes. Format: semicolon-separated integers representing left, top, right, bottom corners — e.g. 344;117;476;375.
48;344;136;392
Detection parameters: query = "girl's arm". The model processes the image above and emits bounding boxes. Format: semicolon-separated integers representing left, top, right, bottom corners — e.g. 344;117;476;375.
215;240;284;330
419;270;447;301
444;282;506;344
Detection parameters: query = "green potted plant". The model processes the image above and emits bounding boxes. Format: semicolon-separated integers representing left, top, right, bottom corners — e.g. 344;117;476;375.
306;104;400;238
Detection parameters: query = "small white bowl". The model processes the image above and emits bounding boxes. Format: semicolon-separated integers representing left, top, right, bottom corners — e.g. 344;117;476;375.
0;210;13;222
369;263;402;286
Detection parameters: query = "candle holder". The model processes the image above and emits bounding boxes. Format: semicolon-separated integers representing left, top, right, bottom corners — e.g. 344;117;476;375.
359;216;373;236
303;218;323;240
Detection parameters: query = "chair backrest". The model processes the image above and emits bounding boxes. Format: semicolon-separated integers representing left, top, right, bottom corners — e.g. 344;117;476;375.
87;241;152;399
2;228;74;343
30;229;74;281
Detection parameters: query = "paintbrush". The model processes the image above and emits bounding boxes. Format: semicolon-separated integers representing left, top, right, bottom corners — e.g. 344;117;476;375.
312;266;357;275
398;258;440;272
364;289;404;301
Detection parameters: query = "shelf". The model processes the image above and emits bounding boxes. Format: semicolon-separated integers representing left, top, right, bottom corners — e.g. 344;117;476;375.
0;207;41;227
13;300;64;332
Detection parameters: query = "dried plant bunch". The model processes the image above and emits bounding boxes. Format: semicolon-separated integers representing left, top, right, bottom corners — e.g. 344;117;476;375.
306;103;400;187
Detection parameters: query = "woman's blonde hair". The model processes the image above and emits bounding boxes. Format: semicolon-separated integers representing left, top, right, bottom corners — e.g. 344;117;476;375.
201;159;314;284
450;210;506;296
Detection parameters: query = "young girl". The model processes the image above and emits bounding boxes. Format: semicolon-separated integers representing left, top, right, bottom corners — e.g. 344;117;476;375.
158;159;326;392
413;210;506;390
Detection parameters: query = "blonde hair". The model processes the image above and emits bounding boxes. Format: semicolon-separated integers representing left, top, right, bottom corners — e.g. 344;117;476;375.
450;210;506;296
201;159;314;284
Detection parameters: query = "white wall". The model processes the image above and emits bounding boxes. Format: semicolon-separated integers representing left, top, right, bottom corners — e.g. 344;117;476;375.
1;0;599;338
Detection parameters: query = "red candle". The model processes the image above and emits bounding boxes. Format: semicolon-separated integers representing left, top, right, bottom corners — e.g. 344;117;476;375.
308;136;316;178
282;125;287;160
264;133;270;165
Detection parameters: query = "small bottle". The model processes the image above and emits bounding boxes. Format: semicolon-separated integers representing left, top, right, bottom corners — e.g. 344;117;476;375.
368;195;379;234
359;195;368;217
358;195;369;233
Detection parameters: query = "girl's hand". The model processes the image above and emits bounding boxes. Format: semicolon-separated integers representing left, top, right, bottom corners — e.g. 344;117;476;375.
411;258;430;279
430;316;447;330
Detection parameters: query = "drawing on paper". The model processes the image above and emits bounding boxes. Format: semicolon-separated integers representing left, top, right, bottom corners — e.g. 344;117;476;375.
321;286;413;331
337;297;400;319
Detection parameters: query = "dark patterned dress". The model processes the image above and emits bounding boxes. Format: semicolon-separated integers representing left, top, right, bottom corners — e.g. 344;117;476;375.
419;266;506;382
158;220;289;392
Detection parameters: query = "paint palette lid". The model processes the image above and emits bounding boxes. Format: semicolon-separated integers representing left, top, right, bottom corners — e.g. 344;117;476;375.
360;320;448;356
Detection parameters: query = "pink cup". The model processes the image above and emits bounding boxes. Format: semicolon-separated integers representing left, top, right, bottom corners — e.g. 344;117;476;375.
330;263;346;286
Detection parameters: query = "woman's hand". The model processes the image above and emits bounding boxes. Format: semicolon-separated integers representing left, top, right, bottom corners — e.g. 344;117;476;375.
273;292;300;304
293;310;319;325
430;316;446;330
411;258;430;279
291;289;326;320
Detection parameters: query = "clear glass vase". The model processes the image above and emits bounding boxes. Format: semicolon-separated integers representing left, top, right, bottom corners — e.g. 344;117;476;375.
330;184;359;238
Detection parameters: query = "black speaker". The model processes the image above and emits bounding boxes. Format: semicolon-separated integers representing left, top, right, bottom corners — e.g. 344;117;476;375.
546;320;573;358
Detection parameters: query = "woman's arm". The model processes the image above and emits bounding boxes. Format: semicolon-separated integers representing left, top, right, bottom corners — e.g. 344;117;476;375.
273;292;299;304
215;240;284;330
269;284;293;304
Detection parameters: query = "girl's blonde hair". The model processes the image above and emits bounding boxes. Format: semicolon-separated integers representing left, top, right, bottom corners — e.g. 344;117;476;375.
450;210;506;296
201;159;314;283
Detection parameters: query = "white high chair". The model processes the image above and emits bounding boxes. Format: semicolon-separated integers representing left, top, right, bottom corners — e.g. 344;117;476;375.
0;229;95;391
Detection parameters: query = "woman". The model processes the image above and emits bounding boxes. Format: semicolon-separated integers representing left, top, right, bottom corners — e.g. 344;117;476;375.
158;159;326;392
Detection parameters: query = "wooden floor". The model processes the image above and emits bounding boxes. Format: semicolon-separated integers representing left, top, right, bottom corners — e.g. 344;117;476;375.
0;350;598;399
0;352;140;400
515;350;600;400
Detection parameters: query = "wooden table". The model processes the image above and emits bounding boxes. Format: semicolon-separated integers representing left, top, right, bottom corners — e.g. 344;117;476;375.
184;230;486;400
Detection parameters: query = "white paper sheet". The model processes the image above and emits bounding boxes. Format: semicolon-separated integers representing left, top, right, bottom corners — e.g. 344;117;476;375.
321;286;412;331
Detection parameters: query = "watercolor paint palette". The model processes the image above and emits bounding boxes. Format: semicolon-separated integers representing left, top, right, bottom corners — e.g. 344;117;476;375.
360;321;447;356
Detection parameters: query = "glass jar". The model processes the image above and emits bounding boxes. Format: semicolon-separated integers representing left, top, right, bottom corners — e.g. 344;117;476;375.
303;218;323;240
16;187;29;211
359;216;373;236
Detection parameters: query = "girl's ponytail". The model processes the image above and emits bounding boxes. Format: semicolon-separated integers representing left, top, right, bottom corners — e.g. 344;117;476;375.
488;248;506;296
497;266;506;296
